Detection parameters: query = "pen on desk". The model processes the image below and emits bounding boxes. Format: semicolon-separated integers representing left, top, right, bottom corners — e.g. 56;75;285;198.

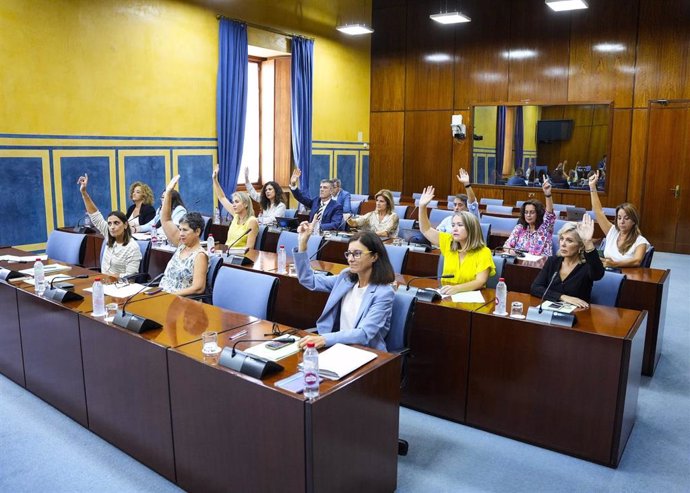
229;329;248;340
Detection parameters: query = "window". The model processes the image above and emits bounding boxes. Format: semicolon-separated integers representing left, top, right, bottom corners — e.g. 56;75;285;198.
239;61;260;184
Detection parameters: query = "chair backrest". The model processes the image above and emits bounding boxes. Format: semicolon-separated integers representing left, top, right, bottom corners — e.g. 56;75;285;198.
642;246;654;268
393;196;401;205
487;255;506;289
429;208;454;227
447;195;456;207
201;215;212;240
412;192;422;200
552;234;560;256
276;231;299;259
516;200;525;208
554;219;571;235
480;223;491;243
591;271;626;307
585;210;597;220
284;208;298;218
602;207;617;217
394;205;409;218
480;215;518;234
486;204;513;215
255;224;267;251
350;200;362;215
390;191;402;198
437;254;444;279
205;255;224;297
552;203;575;212
46;230;87;265
307;235;323;260
398;218;415;230
385;292;416;353
212;267;279;320
351;194;369;202
480;198;504;206
384;244;409;274
414;199;438;208
135;240;151;274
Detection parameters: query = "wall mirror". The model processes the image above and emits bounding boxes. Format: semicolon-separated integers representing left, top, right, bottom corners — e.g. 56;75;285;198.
470;102;611;191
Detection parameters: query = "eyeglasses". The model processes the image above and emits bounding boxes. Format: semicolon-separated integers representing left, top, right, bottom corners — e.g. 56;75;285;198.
524;210;537;215
344;250;372;259
264;323;297;337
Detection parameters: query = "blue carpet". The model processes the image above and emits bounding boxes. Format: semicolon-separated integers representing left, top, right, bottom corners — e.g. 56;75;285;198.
1;253;688;492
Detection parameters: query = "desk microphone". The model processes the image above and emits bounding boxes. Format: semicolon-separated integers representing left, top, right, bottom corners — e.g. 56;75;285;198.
217;338;285;379
526;270;576;327
406;274;453;302
538;271;559;314
309;237;332;260
43;274;90;302
1;267;26;282
112;273;164;333
225;229;253;266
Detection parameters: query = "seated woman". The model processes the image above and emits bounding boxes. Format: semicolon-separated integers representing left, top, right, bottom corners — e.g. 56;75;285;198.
503;180;556;256
158;176;208;296
346;189;399;238
135;190;187;234
126;181;156;229
243;167;286;225
530;215;605;308
295;221;396;351
77;174;142;277
212;168;259;249
418;186;495;296
589;171;649;268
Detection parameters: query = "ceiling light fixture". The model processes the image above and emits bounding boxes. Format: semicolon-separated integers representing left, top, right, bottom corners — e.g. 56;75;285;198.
336;24;374;35
337;0;374;35
545;0;589;12
430;11;471;24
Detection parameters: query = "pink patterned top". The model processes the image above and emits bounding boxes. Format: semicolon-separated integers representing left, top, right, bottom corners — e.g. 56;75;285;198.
503;211;556;256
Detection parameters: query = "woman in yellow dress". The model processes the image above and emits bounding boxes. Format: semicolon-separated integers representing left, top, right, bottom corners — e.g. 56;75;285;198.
212;167;259;249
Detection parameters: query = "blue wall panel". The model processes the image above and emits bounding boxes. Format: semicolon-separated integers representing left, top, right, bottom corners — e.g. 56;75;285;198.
124;156;166;209
476;157;486;184
178;155;214;216
337;155;356;195
0;158;47;246
309;154;331;198
361;155;369;195
60;157;112;226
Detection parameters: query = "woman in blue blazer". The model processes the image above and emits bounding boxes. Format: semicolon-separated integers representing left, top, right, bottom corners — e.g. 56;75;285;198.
294;221;396;351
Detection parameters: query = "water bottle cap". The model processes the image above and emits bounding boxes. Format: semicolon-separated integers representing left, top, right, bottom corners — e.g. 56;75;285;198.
95;278;101;282
499;277;505;282
306;342;315;348
280;245;285;249
35;258;41;261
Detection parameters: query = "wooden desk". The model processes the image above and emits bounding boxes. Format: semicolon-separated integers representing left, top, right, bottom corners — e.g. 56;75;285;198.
466;291;646;467
0;247;28;387
168;319;401;493
78;294;255;482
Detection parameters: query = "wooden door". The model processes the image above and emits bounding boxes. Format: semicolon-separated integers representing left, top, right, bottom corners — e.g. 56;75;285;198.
641;101;690;253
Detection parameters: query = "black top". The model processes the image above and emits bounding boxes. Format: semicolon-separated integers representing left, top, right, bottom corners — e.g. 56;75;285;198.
126;203;156;225
530;249;605;303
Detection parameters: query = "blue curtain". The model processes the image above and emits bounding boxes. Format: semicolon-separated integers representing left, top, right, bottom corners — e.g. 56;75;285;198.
216;19;248;194
291;37;314;195
495;106;506;184
514;106;524;170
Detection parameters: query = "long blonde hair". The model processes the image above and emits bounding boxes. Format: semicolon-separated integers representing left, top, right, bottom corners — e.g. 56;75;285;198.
450;211;486;253
557;222;585;263
232;191;255;220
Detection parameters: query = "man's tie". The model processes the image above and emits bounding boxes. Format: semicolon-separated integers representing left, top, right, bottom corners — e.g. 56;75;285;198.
315;202;326;221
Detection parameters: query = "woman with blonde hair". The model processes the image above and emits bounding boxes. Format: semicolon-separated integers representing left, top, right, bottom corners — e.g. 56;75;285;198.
346;189;399;238
126;181;156;229
212;168;259;249
418;186;495;295
589;171;649;267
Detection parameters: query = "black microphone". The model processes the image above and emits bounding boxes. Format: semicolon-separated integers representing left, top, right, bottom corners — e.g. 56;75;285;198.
225;228;251;253
538;271;559;314
112;273;164;333
43;274;90;302
225;229;253;266
405;274;454;303
309;237;331;260
49;274;89;289
217;338;286;379
118;272;145;283
406;274;454;291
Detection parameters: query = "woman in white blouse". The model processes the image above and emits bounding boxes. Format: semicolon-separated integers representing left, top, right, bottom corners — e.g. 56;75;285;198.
77;174;142;276
589;171;650;267
243;167;286;225
346;189;399;238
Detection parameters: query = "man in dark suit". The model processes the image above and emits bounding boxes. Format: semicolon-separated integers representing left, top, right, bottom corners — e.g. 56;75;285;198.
289;168;343;231
331;178;352;214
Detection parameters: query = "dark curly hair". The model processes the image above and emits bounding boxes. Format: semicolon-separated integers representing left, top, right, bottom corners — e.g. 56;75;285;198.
260;181;286;211
517;199;546;229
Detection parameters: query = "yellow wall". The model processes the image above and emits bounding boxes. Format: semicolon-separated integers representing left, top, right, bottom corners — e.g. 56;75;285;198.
523;105;539;153
474;106;497;148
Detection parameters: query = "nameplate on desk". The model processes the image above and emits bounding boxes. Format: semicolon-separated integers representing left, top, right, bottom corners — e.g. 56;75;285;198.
226;255;253;266
407;244;431;253
525;306;576;327
43;287;84;303
112;311;162;333
0;267;23;282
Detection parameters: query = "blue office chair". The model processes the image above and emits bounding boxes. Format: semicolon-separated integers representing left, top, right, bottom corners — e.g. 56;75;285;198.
352;194;369;202
642;246;655;268
385;244;409;274
552;234;560;256
429;208;454;227
212;267;279;320
447;195;456;208
480;198;504;206
486;204;513;215
487;255;507;289
384;291;417;457
398;218;415;230
201;215;212;240
390;191;402;198
480;215;518;234
98;239;151;283
437;255;444;279
276;231;321;260
414;199;438;208
602;207;617;216
393;196;401;205
554;219;571;235
284;209;298;218
350;200;362;215
480;223;491;243
516;200;525;208
395;205;409;219
591;271;626;307
255;225;267;251
412;192;422;200
46;230;87;265
552;203;575;212
585;210;597;220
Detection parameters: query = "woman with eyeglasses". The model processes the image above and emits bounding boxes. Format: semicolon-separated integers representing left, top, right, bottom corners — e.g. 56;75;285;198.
503;179;556;255
418;186;495;296
294;219;396;351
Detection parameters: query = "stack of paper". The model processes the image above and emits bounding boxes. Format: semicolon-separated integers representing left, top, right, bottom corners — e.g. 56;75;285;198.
244;337;302;362
301;343;377;381
19;264;71;276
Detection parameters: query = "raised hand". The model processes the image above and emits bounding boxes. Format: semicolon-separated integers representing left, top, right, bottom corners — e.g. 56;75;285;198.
456;168;470;187
542;178;552;196
165;175;180;193
77;173;88;192
244;166;249;181
576;213;594;243
212;165;219;180
297;218;315;250
290;168;302;187
419;186;435;208
588;170;600;190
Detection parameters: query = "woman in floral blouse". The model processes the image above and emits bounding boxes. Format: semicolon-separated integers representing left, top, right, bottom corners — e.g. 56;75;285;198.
503;179;555;256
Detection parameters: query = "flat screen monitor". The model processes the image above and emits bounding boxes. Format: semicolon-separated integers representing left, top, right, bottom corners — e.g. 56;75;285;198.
537;120;574;142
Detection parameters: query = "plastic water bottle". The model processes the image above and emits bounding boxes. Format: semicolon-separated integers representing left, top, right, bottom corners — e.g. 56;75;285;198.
277;245;287;274
494;277;508;316
303;342;320;399
207;234;215;255
92;278;106;317
34;258;46;296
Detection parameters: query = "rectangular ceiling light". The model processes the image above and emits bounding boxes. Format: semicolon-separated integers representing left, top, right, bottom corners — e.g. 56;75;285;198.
429;11;471;24
336;24;374;35
545;0;589;11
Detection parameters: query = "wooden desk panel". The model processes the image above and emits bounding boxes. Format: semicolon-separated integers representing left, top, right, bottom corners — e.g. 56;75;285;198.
0;281;24;386
466;292;645;467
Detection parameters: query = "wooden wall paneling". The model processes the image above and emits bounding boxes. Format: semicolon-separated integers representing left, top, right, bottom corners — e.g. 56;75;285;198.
622;109;644;207
404;0;454;110
403;111;453;196
451;109;471;194
274;57;292;186
373;0;405;8
507;0;570;103
371;6;406;111
676;105;690;253
369;112;404;193
588;125;609;168
568;0;637;107
453;0;511;109
634;0;690;108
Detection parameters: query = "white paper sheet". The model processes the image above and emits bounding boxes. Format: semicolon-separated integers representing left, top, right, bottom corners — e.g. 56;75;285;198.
451;290;486;303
